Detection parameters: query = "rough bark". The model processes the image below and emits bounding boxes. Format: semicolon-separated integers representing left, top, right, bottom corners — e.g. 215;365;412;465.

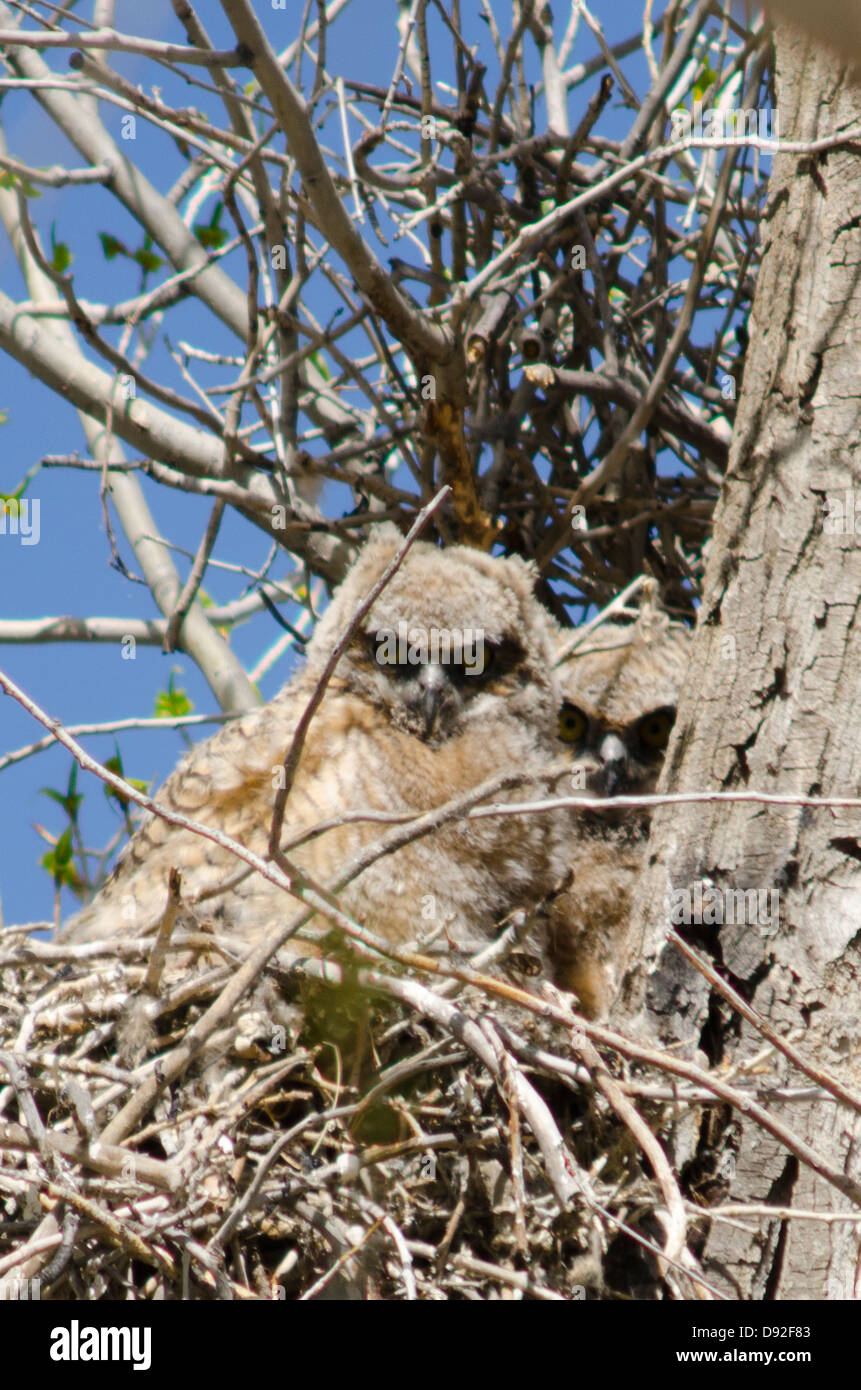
623;26;861;1300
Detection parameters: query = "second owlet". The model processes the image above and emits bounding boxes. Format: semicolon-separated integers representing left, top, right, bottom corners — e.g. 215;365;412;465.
547;618;692;1018
63;527;567;960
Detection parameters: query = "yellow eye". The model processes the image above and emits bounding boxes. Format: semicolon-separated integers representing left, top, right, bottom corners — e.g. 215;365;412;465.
558;702;588;744
638;708;675;750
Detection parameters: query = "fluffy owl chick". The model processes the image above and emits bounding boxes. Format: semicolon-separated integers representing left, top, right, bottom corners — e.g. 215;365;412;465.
547;619;691;1018
63;527;567;963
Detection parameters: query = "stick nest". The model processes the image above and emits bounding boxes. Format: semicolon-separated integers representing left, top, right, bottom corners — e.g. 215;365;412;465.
0;920;734;1301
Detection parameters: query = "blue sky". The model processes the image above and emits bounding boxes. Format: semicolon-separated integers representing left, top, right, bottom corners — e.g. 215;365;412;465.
0;1;749;928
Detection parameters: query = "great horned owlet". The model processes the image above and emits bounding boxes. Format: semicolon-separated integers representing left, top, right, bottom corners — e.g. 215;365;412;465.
63;527;568;962
547;618;692;1018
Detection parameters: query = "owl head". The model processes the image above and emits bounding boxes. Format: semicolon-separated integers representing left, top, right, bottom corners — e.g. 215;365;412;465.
305;524;560;746
556;620;691;796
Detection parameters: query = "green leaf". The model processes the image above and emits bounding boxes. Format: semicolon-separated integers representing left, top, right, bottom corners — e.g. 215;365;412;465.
39;826;83;890
103;750;148;811
51;241;71;273
54;825;73;866
0;475;30;512
39;761;83;821
132;247;165;273
39;786;83;818
194;224;228;250
308;351;331;383
48;220;71;272
0;171;41;196
154;669;194;719
99;233;126;260
692;62;717;104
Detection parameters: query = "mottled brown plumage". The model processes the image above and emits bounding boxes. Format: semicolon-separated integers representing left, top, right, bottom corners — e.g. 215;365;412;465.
548;618;692;1017
64;527;568;962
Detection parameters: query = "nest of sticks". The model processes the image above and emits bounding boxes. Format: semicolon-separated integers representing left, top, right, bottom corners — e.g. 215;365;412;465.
0;877;774;1304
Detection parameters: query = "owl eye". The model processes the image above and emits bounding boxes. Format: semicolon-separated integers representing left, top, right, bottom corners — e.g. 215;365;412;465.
637;707;676;750
558;702;588;744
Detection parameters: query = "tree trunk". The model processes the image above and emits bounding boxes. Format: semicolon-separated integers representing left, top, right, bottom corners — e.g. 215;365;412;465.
624;26;861;1300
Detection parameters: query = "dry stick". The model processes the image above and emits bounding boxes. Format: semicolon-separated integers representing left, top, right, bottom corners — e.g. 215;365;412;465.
14;192;245;447
0;1233;63;1279
0;1051;51;1164
470;787;861;815
163;498;226;654
141;870;182;997
556;1011;689;1269
669;930;861;1115
529;364;729;463
407;1241;564;1299
14;238;237;326
382;0;422;129
294;765;568;897
0;1120;180;1191
0;25;245;64
691;1203;861;1226
349;1192;417;1301
554;574;648;666
432;1186;468;1279
0;668;297;899
349;965;583;1210
212;1101;361;1249
298;1218;384;1302
267;484;450;856
613;0;713;166
503;1032;838;1108
0;714;235;775
452;123;861;313
582;1024;861;1209
555;73;614;196
537;161;740;566
481;986;861;1215
299;956;728;1299
45;1182;176;1279
573;0;640;108
0;153;112;186
220;0;453;365
482;1023;529;1256
488;0;535;154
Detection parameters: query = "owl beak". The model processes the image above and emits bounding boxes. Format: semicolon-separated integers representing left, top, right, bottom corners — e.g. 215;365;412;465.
417;661;448;739
598;732;627;795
